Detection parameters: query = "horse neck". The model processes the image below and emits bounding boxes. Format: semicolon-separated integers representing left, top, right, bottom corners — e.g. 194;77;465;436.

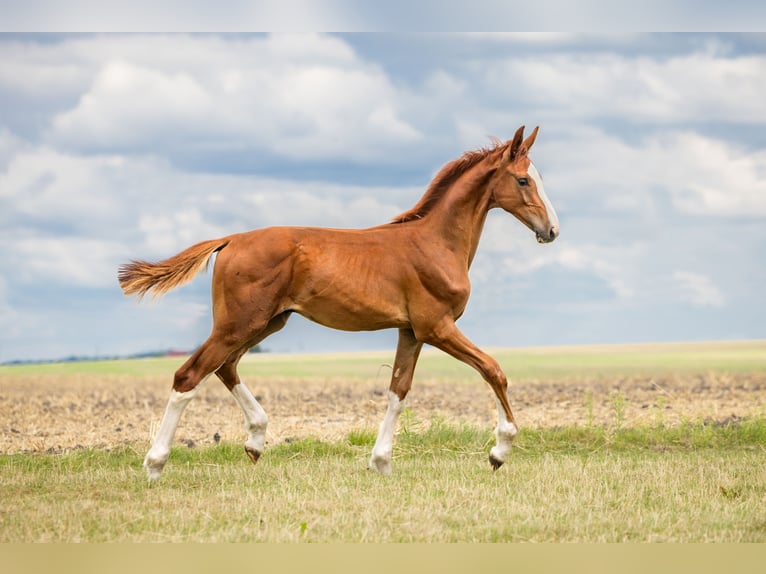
422;162;495;268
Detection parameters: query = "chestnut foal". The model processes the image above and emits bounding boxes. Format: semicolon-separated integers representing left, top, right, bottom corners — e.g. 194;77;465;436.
119;125;559;479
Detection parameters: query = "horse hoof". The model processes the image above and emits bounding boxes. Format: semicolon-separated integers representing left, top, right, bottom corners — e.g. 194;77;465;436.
245;446;262;465
368;456;392;475
143;452;168;481
145;465;164;481
489;454;504;471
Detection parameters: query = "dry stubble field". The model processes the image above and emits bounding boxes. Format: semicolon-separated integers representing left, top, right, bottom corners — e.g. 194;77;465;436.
2;342;765;455
2;341;766;543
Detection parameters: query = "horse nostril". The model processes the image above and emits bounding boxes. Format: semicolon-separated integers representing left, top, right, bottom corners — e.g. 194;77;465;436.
549;226;559;240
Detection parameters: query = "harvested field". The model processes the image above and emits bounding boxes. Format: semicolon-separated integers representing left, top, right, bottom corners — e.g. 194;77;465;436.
2;356;764;455
2;343;766;544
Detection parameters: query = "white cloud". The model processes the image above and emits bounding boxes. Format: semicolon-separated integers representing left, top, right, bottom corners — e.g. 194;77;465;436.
237;180;414;229
52;60;213;148
480;49;766;123
0;142;417;291
138;208;226;256
0;277;21;342
9;34;765;171
656;132;766;217
0;147;126;228
132;297;212;332
0;128;26;171
474;213;644;304
1;33;764;360
672;271;726;308
501;241;639;301
31;34;421;161
461;33;586;44
8;236;126;288
0;40;91;97
537;127;766;218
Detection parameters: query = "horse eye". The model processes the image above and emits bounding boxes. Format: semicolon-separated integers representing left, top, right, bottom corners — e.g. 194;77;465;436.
518;177;529;186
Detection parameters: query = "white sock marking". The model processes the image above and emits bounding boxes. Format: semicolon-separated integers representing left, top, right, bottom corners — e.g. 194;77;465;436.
369;391;404;474
489;396;518;464
144;376;208;480
230;383;268;453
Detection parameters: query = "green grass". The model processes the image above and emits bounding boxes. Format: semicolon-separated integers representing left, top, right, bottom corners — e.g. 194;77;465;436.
2;420;765;542
2;340;764;543
2;339;764;380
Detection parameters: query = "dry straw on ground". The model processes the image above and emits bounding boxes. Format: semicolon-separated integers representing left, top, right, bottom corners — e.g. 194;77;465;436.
2;371;764;454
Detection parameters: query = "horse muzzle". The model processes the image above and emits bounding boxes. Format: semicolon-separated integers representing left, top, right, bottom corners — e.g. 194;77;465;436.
536;224;559;244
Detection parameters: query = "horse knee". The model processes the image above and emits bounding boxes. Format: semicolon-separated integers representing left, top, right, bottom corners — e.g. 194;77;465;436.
173;368;197;393
389;373;413;401
483;360;508;389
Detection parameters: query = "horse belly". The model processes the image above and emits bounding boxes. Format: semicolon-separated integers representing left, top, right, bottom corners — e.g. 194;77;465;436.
290;247;410;331
292;282;410;332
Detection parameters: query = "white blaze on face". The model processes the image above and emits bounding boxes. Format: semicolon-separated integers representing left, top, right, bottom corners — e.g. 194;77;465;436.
528;162;559;230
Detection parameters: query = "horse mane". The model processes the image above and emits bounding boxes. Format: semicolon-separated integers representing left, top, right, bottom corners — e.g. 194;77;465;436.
391;138;508;224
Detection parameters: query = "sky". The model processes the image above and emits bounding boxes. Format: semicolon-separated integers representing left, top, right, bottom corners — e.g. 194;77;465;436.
1;32;765;362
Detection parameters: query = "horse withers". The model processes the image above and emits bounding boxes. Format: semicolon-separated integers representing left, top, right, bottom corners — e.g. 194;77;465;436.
118;125;559;479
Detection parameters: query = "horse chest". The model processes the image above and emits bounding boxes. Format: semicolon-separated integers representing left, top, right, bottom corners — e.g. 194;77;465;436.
411;261;471;316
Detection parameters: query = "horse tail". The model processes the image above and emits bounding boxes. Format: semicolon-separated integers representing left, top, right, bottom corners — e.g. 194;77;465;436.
118;238;230;298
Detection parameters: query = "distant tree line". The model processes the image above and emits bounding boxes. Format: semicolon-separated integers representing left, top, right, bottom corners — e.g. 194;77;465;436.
2;345;264;366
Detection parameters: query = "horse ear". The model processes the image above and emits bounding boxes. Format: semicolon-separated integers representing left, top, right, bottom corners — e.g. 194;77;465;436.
520;126;539;155
505;125;525;162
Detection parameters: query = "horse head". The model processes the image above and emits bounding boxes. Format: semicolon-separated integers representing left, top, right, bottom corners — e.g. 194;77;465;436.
489;125;559;244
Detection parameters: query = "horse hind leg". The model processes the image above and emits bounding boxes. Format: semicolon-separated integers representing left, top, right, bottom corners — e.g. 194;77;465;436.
369;328;423;474
215;311;291;466
216;358;268;464
144;384;202;480
143;336;239;480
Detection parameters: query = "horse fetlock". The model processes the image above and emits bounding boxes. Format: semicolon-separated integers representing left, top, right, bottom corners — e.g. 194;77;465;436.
143;449;169;480
369;450;393;475
496;420;518;442
245;434;266;450
489;420;518;469
246;419;268;438
244;422;267;455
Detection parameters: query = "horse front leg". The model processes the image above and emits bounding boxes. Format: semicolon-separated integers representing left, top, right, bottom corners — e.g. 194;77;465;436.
420;319;518;470
369;328;423;474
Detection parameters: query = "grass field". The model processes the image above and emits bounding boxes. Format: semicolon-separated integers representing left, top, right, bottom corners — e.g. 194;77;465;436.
1;340;765;542
2;422;765;542
3;339;764;380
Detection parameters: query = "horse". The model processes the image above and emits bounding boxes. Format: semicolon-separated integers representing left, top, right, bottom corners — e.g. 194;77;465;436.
118;125;559;480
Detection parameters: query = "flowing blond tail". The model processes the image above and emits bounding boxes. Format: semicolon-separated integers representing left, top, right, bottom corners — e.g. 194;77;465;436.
118;238;230;298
